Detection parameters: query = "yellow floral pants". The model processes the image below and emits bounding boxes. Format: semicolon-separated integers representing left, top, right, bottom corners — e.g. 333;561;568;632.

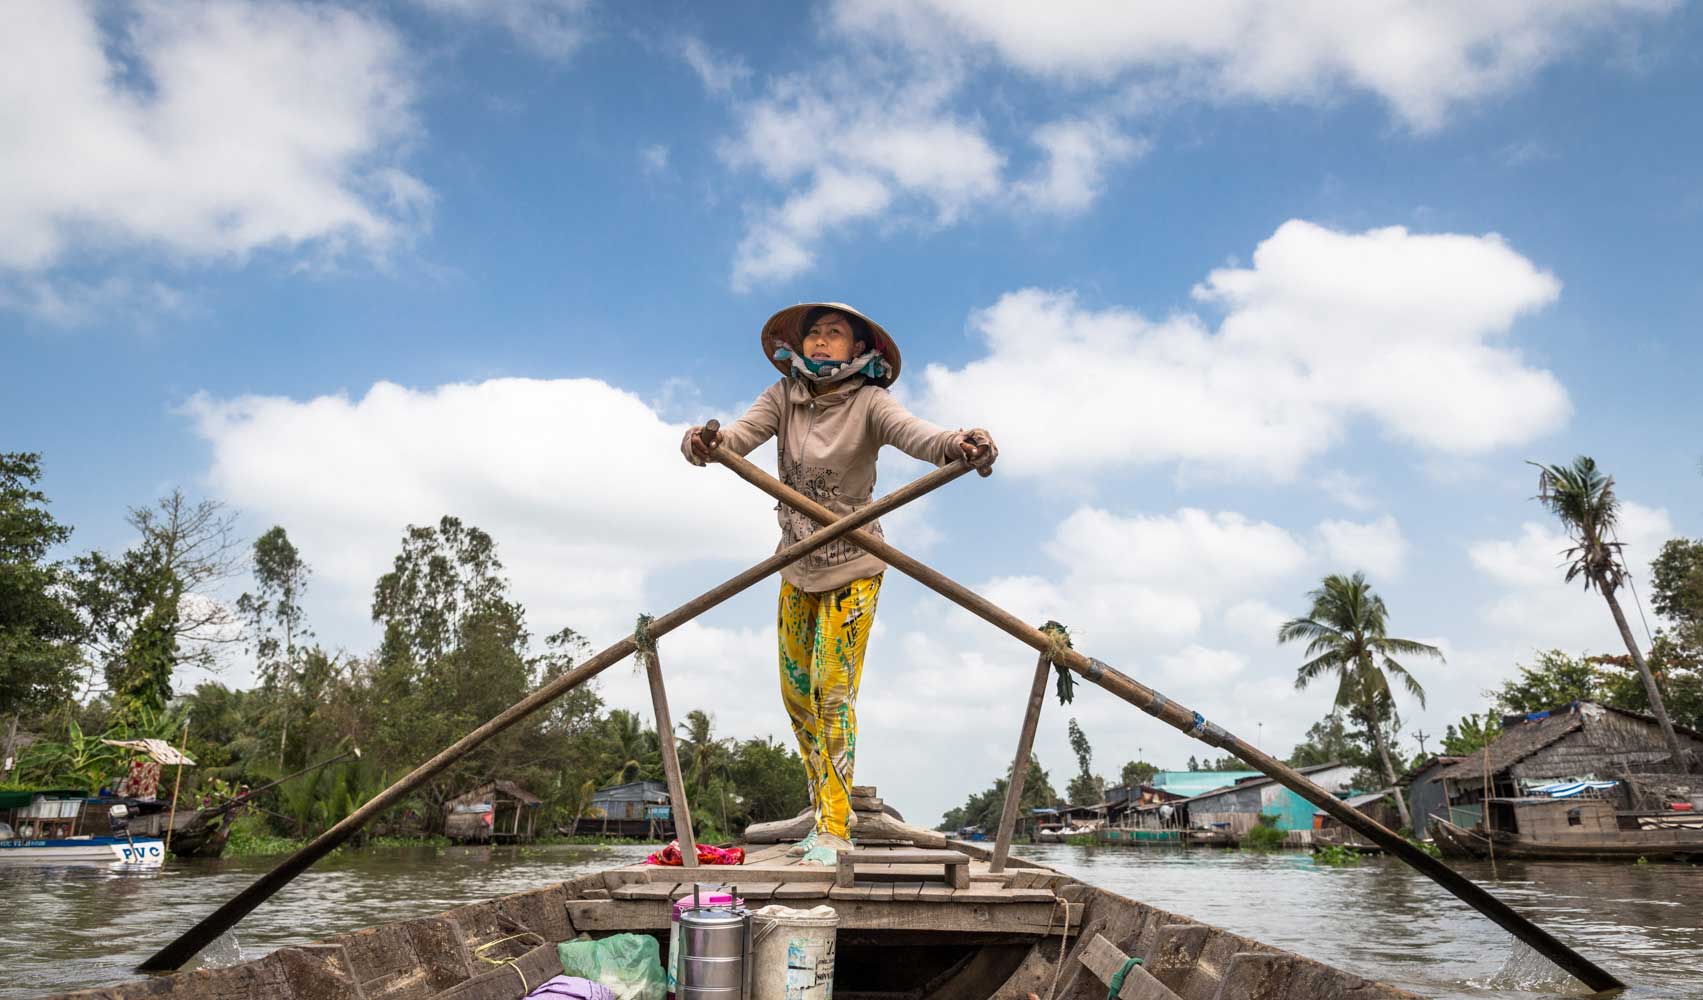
777;573;882;840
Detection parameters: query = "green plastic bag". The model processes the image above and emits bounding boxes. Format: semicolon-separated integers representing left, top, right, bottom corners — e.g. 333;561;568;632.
558;934;665;1000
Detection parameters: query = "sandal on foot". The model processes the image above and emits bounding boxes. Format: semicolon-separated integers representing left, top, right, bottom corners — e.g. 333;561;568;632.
797;833;851;866
786;828;819;857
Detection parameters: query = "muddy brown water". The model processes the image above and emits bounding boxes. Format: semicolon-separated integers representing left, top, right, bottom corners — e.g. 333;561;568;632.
3;842;1698;999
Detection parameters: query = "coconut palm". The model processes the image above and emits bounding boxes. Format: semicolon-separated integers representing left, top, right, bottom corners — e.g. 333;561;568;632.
1278;572;1442;828
675;710;732;795
1530;456;1692;771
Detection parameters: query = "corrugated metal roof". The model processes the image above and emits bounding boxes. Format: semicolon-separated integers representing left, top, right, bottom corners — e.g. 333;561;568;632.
1148;771;1260;796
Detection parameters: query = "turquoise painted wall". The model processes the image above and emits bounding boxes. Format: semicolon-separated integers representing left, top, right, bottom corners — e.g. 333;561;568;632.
1263;787;1324;831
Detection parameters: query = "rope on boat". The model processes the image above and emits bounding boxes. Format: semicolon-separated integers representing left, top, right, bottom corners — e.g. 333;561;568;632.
1105;955;1144;1000
1041;621;1075;705
1028;892;1069;1000
472;931;546;994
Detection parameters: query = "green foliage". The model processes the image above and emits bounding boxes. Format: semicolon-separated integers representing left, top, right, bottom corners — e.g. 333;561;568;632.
224;815;306;856
1064;718;1105;806
1440;712;1502;755
1120;760;1158;787
1409;837;1442;859
1529;457;1628;594
1279;572;1440;800
1242;813;1286;850
1312;844;1360;866
1649;538;1703;625
1195;755;1250;772
1492;649;1601;712
0;452;85;717
937;754;1058;832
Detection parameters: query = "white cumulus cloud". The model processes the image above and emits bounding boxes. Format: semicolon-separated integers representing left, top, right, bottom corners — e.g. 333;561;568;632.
831;0;1676;131
919;220;1570;480
186;377;781;648
1317;515;1408;579
0;0;424;277
1014;117;1148;214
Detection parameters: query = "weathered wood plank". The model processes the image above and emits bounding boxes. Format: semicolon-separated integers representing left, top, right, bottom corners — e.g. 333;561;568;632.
1079;933;1183;1000
437;943;565;1000
569;897;1078;935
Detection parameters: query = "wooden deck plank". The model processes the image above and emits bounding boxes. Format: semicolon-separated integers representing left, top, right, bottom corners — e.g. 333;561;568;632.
567;897;1079;935
774;883;830;900
917;884;956;903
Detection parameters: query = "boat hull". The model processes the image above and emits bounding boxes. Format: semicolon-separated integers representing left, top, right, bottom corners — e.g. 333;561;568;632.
0;836;166;866
42;830;1419;1000
1428;816;1703;861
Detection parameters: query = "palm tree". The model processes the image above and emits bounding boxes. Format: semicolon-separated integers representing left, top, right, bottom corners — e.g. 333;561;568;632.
675;710;731;794
1530;456;1693;771
1278;572;1442;828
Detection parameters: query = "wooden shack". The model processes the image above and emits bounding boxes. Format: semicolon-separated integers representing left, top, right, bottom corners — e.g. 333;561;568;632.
443;781;542;844
583;780;671;838
1312;788;1402;850
1432;701;1703;828
1397;755;1465;830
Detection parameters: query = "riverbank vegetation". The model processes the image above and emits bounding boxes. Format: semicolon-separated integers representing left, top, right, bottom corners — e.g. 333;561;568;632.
1;452;808;846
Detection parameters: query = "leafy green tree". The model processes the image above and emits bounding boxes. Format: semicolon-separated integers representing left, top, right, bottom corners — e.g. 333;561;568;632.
72;490;241;722
1120;759;1158;787
1279;571;1442;826
1492;649;1601;711
1650;538;1703;626
1440;712;1502;755
1186;755;1200;771
1065;717;1104;806
1530;457;1692;771
937;754;1057;833
0;453;85;722
1288;712;1361;768
725;736;810;829
235;526;311;690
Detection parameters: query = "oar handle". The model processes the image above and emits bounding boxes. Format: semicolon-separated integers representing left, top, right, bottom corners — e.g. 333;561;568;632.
698;420;720;450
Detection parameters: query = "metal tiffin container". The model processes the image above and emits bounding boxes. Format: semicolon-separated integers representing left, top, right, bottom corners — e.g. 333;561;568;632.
678;884;752;1000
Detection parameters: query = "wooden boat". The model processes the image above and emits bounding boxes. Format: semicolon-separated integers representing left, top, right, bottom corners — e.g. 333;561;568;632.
1429;801;1703;861
48;790;1419;1000
0;831;166;866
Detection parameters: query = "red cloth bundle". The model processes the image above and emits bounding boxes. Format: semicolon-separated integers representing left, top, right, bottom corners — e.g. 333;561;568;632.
644;840;746;866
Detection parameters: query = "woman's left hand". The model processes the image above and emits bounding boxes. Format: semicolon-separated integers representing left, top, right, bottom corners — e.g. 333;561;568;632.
957;428;998;476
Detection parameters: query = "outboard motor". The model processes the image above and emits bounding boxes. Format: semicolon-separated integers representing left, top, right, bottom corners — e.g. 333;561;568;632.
109;803;134;844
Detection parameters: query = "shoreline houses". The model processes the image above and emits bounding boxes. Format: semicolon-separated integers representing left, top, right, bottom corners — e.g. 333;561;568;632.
1426;701;1703;860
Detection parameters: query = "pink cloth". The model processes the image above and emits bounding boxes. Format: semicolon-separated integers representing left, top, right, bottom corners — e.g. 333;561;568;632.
644;840;745;866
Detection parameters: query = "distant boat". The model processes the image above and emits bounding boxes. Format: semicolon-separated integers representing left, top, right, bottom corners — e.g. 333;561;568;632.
0;791;166;868
0;831;165;867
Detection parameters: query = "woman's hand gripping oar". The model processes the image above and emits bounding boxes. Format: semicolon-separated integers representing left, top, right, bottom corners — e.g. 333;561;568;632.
698;443;1626;994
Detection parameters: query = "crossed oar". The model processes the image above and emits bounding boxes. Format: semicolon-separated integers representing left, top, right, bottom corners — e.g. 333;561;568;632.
141;428;1623;993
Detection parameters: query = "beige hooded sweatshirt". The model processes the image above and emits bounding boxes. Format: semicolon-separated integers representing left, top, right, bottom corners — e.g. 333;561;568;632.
683;375;963;592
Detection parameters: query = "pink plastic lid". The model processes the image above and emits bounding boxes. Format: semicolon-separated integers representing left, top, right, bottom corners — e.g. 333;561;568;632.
671;891;742;918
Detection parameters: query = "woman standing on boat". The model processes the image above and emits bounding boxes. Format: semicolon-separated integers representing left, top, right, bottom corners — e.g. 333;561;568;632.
683;303;996;865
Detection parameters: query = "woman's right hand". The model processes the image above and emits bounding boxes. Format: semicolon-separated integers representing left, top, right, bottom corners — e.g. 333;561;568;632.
684;425;720;466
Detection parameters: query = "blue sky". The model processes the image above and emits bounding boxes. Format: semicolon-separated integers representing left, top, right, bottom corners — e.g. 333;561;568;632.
6;0;1702;824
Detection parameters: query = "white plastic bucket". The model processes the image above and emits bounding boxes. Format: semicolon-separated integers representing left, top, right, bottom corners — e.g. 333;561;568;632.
749;904;838;1000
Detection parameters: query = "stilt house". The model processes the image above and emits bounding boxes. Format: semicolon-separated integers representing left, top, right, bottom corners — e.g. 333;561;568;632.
444;781;542;844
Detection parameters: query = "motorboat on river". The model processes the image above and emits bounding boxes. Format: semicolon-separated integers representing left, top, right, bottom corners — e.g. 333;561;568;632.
46;790;1417;1000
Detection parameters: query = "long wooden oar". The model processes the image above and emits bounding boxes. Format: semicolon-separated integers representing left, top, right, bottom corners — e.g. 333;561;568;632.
705;444;1625;993
139;457;974;973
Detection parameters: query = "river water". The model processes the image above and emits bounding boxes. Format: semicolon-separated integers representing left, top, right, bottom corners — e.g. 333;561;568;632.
3;843;1698;999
